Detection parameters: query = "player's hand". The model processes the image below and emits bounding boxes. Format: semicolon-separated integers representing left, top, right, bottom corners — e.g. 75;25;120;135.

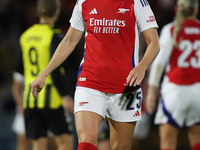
126;64;146;87
62;95;74;113
30;76;46;98
145;86;158;114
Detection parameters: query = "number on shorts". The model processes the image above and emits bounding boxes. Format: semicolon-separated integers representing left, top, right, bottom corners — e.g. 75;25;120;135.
126;91;142;110
136;91;142;109
126;93;134;110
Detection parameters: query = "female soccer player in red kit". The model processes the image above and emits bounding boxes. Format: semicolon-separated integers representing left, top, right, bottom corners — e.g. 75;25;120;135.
31;0;160;149
146;0;200;150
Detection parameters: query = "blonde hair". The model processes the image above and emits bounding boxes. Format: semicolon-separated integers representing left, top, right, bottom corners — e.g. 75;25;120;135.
36;0;60;18
173;0;198;47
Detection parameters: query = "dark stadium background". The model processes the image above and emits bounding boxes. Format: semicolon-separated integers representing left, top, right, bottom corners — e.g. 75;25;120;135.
0;0;199;150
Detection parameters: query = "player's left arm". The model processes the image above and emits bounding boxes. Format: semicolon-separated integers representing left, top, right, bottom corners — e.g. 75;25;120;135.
127;28;160;87
12;46;24;114
12;77;24;114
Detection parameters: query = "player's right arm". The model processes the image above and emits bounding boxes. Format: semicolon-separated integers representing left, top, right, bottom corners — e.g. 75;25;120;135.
12;73;24;114
145;23;173;114
31;27;84;98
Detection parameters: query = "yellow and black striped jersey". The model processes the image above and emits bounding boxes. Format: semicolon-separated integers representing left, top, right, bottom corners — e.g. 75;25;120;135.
15;24;68;109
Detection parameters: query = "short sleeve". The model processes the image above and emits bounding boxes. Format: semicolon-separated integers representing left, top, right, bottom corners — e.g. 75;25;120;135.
13;72;24;83
148;23;174;87
134;0;158;32
69;0;86;32
154;23;173;66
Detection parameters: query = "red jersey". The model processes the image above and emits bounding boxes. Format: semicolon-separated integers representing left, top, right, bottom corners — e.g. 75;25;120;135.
70;0;158;93
168;19;200;85
149;19;200;87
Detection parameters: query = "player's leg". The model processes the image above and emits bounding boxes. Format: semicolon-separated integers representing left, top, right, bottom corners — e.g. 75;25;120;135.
52;111;74;150
75;111;103;149
25;108;49;150
98;119;111;150
16;134;30;150
131;110;151;150
46;106;74;150
109;119;136;150
188;125;200;150
53;133;73;150
154;84;191;150
32;137;48;150
159;123;178;150
105;89;142;150
98;139;111;150
186;84;200;150
47;126;73;150
74;86;108;150
131;76;151;150
12;112;30;150
48;136;58;150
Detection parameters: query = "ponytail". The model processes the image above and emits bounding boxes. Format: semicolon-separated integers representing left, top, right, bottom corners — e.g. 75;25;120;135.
173;0;196;47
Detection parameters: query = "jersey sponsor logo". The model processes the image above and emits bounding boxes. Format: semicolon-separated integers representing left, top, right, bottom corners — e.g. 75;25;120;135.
140;0;149;7
79;77;86;81
90;18;125;34
90;18;125;27
78;101;89;107
89;8;98;14
184;27;200;34
133;110;140;117
117;8;130;14
27;36;42;42
147;16;156;23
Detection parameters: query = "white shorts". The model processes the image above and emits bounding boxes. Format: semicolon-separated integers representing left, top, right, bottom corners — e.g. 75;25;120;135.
74;86;143;122
154;80;200;128
12;111;25;135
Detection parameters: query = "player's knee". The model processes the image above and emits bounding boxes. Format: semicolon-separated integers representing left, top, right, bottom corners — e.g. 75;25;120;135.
56;133;73;146
55;135;73;150
159;124;178;147
78;132;98;145
59;144;73;150
111;141;131;150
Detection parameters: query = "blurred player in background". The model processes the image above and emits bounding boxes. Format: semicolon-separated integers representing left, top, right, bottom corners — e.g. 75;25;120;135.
12;77;30;150
12;0;74;150
146;0;200;150
12;77;74;150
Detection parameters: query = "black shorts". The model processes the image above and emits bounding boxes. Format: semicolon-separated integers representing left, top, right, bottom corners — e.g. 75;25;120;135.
24;106;72;140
